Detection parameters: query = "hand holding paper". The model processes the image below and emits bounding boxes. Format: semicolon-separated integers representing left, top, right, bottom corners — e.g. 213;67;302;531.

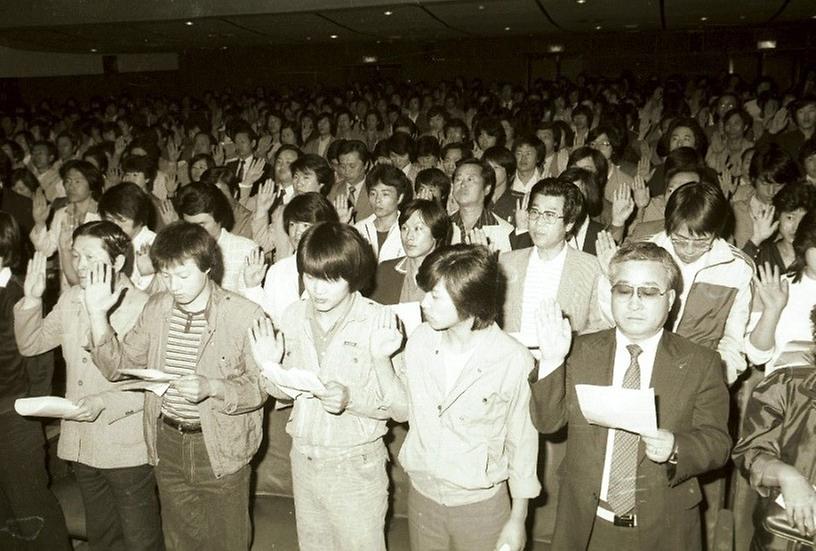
575;384;657;434
261;361;327;399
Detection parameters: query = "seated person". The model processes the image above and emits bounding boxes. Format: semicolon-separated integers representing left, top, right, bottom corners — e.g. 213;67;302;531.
449;159;513;252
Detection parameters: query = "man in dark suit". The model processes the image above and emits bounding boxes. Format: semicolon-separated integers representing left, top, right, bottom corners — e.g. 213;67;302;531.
327;140;373;222
530;241;731;551
224;122;273;197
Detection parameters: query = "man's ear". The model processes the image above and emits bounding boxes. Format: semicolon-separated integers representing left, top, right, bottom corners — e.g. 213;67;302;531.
666;289;677;309
113;254;126;273
565;220;576;235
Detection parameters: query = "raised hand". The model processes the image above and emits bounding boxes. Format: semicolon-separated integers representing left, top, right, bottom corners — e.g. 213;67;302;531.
23;251;48;300
136;243;153;276
248;317;285;366
514;194;529;232
166;136;181;162
58;214;75;251
595;229;618;278
164;167;179;198
333;192;353;224
632;175;650;209
254;179;277;214
114;135;129;157
211;144;225;166
105;166;123;189
32;189;50;226
370;308;404;360
465;227;493;251
158;199;179;226
750;204;778;246
82;262;123;315
718;171;737;199
243;248;267;288
256;135;273;158
610;184;635;227
753;262;789;314
242;158;266;186
535;298;572;363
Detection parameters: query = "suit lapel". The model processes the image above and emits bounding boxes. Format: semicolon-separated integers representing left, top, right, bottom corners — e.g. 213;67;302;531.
555;247;575;315
503;249;531;332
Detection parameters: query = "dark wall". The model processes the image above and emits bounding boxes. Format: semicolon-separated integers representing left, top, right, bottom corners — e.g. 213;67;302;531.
4;25;816;104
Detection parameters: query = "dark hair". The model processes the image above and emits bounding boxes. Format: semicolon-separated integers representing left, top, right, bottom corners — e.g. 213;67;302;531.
609;241;683;295
392;117;417;138
415;168;451;206
188;153;216;182
11;168;39;194
528;178;586;239
122;154;158;190
31;140;56;161
454;158;496;197
722;108;752;135
416;244;501;330
559;166;602;218
176;183;235;230
567;146;609;192
441;141;473;162
416;135;441;161
296;222;376;292
572;104;594;128
790;210;816;283
59;159;104;201
535;121;562;153
283;192;339;235
664;181;729;238
474;117;506;148
749;142;801;187
799;137;816;168
512;134;545;163
337;139;370;165
315;111;336;136
149;221;223;284
83;144;109;173
772;183;816;217
72;220;135;277
398;199;453;249
291;154;334;195
588;123;626;164
365;164;413;207
658;117;708;158
427;106;448;124
98;182;154;229
231;121;257;144
388;132;416;160
483;146;516;180
0;211;23;273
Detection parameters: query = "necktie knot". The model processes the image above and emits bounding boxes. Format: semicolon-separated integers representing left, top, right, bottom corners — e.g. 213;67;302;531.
626;344;642;360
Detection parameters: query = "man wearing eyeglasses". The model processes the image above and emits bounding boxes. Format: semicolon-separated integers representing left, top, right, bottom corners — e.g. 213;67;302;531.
530;241;731;551
499;178;607;339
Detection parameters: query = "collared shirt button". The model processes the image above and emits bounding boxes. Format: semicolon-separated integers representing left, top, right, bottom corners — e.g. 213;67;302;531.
77;380;83;386
82;357;88;363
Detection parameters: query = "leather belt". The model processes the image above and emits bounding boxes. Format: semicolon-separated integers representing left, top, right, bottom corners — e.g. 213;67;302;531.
161;415;202;433
596;506;637;528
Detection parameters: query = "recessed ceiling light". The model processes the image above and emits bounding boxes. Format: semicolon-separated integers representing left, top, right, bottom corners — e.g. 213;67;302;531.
576;0;586;4
739;15;746;20
306;36;312;40
330;34;338;39
384;10;393;16
595;25;602;30
221;46;228;50
90;48;97;53
504;26;511;31
700;16;708;21
185;20;194;26
478;4;485;9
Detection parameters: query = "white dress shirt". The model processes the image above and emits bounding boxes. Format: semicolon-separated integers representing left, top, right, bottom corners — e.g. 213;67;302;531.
599;328;663;502
520;245;568;340
130;226;156;290
217;228;258;292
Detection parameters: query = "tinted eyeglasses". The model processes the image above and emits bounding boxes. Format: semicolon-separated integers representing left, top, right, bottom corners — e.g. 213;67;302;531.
611;283;668;300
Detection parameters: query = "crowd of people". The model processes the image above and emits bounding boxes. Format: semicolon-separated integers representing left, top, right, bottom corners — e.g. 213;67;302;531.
1;67;816;551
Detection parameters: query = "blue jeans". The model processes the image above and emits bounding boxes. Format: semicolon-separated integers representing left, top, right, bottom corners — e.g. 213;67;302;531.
155;420;251;551
290;443;388;551
72;462;164;551
0;412;70;550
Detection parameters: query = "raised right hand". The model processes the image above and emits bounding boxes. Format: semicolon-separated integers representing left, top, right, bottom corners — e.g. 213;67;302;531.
24;252;48;300
535;298;572;362
248;317;285;366
32;189;50;226
243;248;267;288
254;179;277;214
753;262;789;313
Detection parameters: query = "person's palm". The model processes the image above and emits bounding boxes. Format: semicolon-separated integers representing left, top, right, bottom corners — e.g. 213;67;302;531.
536;298;572;362
24;253;47;299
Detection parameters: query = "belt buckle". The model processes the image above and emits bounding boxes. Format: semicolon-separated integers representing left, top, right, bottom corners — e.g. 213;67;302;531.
614;513;637;528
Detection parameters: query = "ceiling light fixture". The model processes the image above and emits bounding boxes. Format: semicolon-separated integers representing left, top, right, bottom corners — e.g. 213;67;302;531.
548;44;565;53
384;10;393;16
185;20;194;26
595;25;602;30
306;36;312;40
576;0;586;4
330;34;338;39
363;56;378;63
757;39;777;50
700;16;708;21
478;4;485;9
504;26;511;31
90;48;97;53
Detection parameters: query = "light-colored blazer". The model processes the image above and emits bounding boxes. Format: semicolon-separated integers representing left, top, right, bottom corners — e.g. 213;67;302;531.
499;245;608;335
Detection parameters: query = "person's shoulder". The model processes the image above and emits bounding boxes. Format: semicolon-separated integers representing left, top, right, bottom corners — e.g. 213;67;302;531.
223;230;258;251
574;327;615;349
661;330;722;366
723;241;756;275
214;285;264;317
565;245;601;274
499;247;530;265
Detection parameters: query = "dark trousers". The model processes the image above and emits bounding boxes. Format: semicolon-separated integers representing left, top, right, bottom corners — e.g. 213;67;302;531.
72;462;164;551
0;411;70;551
155;421;252;551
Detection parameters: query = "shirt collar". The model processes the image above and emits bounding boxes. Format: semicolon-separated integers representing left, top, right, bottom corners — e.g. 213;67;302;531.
0;267;11;288
529;241;568;266
616;327;664;355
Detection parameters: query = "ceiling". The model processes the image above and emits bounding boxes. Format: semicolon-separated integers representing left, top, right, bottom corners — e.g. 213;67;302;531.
0;0;813;54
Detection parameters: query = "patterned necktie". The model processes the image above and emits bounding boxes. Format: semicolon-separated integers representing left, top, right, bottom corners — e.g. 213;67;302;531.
237;159;246;182
607;343;643;515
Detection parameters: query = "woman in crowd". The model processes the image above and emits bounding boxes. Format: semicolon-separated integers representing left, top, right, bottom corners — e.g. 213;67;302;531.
368;199;452;305
188;153;215;185
14;221;163;551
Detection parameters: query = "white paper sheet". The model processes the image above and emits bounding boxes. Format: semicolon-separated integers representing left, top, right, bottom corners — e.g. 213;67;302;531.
575;384;657;434
115;379;171;396
390;302;422;336
119;368;181;383
261;362;327;399
15;397;80;418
